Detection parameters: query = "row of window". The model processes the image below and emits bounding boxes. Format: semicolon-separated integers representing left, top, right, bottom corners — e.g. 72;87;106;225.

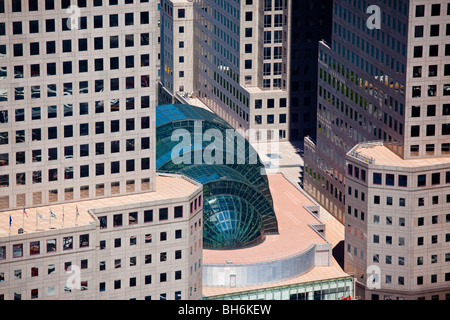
1;13;152;39
0;99;151;124
3;0;152;13
409;104;450;118
414;23;450;38
0;33;150;63
98;207;187;228
349;242;450;267
0;140;150;169
2;136;149;163
1;77;151;103
0;55;152;78
1;57;149;81
371;171;450;187
0;178;152;210
0;235;90;259
0;288;184;300
411;83;450;98
371;233;450;246
1;271;186;300
0;159;151;188
414;3;450;17
374;193;450;207
254;114;287;125
0;115;150;144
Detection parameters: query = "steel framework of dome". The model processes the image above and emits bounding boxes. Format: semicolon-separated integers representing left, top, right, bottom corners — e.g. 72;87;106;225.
156;104;278;249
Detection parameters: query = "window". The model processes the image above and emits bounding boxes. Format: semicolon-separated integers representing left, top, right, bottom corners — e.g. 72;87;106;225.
373;173;382;185
174;206;183;218
125;13;134;25
113;214;122;227
80;234;89;247
432;173;440;185
431;235;438;244
413;46;423;58
431;4;441;16
178;8;185;18
415;5;425;17
159;208;168;221
414;26;423;38
374;195;380;204
63;237;73;250
398;175;408;187
385;174;394;186
94;15;103;28
417;175;426;187
430;24;440;37
410;125;420;137
429;45;439;57
144;210;153;223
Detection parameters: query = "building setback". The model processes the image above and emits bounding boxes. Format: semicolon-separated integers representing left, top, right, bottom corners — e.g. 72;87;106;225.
0;0;204;300
0;174;203;300
160;0;290;140
0;0;160;211
304;0;450;299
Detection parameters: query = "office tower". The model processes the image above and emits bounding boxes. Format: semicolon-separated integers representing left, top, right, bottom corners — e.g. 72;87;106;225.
0;0;204;300
0;0;160;211
160;0;292;141
289;0;332;140
0;175;203;300
304;0;450;299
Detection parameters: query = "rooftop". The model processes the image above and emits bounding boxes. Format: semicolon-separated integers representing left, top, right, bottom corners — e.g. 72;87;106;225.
0;175;200;237
202;173;348;297
351;143;450;168
202;173;328;264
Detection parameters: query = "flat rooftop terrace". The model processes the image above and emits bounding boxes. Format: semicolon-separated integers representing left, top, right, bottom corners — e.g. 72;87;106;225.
352;144;450;168
203;173;328;265
0;175;200;237
202;173;348;298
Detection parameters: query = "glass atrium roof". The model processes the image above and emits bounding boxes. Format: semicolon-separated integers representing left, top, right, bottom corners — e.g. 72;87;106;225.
156;104;278;250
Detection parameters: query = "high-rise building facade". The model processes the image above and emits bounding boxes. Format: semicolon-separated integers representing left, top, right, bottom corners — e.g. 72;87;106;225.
0;175;203;300
289;0;332;140
304;0;450;299
160;0;292;141
0;0;205;300
0;0;160;211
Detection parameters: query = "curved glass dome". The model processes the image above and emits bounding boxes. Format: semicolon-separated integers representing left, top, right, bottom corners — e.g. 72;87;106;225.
156;104;278;249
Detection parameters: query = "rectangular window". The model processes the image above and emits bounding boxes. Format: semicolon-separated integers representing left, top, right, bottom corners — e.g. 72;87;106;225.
174;206;183;218
373;173;382;184
159;208;168;221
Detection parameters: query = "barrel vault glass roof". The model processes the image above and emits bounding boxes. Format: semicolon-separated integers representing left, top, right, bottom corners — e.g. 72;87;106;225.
156;104;279;250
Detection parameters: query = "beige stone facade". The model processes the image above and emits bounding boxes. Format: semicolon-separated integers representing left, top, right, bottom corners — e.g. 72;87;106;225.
159;0;292;141
345;143;450;300
0;174;203;300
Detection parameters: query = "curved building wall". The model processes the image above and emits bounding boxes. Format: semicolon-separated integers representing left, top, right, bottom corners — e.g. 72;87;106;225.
156;104;279;250
203;245;316;287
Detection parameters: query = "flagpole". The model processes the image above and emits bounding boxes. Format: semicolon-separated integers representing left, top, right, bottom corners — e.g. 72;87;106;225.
76;205;78;227
36;211;38;232
49;209;52;229
62;206;65;228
